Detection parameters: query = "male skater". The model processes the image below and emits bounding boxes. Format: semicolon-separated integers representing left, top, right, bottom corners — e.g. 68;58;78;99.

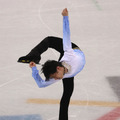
18;8;85;120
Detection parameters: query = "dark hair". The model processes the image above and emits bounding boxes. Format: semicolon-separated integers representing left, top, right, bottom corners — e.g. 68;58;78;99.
41;60;63;80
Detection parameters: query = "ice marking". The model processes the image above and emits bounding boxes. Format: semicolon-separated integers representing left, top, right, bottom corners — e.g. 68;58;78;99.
27;98;120;107
97;107;120;120
92;0;102;11
0;75;28;88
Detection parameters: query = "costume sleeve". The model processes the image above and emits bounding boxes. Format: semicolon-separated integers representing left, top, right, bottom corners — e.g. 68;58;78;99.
32;67;56;88
63;16;72;52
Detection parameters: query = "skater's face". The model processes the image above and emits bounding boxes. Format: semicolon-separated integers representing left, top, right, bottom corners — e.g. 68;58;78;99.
50;66;64;80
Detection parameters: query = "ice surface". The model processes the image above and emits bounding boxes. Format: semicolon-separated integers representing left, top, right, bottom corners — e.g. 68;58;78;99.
0;0;120;119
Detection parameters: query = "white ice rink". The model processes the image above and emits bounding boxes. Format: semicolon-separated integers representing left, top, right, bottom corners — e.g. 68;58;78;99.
0;0;120;120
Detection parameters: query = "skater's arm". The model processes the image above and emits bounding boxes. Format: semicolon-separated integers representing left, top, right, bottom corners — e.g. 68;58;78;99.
62;8;72;52
30;62;57;88
32;67;57;88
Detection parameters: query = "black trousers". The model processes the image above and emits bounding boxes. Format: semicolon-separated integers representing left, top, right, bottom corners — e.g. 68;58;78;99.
30;36;77;120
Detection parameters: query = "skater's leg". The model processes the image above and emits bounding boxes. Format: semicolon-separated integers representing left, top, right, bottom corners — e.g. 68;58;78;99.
30;36;64;55
17;36;79;63
59;77;74;120
17;36;64;64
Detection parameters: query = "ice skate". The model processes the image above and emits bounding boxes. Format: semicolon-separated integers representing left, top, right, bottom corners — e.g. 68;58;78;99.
17;55;40;64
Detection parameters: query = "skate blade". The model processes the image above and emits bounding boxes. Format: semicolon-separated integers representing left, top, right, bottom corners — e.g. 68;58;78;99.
17;59;40;64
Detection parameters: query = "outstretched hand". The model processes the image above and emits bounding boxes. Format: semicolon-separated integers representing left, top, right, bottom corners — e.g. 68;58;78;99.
29;62;36;68
62;8;68;16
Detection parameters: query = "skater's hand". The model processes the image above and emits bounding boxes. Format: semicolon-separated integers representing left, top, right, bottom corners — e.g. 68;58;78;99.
29;62;36;68
62;8;68;16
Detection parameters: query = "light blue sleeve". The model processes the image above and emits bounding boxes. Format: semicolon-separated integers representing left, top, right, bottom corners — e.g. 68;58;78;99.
63;16;72;52
32;67;56;88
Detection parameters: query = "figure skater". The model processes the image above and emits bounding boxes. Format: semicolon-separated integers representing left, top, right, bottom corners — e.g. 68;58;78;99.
18;8;85;120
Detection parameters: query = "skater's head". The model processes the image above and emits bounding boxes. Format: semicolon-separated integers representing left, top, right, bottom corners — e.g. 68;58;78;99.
41;60;65;81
